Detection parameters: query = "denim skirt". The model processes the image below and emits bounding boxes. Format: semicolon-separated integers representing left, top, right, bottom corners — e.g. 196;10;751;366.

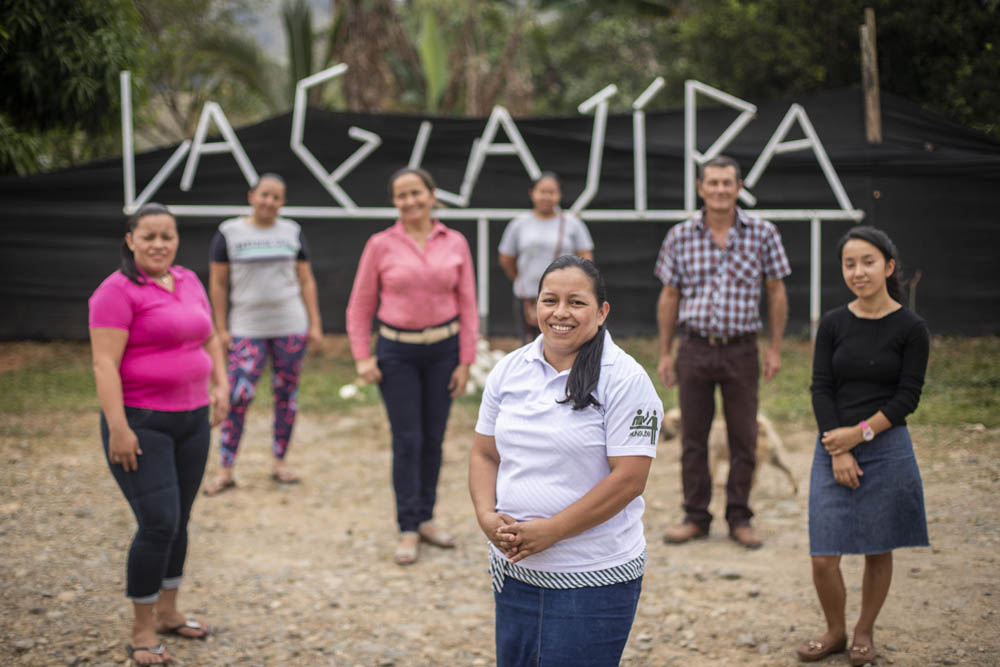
809;426;929;555
494;576;642;667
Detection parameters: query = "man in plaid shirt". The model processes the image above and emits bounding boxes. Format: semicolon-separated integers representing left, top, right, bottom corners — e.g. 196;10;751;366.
655;155;790;549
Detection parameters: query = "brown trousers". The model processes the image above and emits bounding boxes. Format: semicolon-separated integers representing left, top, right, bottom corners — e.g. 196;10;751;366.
675;335;760;530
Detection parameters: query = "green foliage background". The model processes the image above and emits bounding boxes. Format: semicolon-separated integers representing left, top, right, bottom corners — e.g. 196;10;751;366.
1;0;998;175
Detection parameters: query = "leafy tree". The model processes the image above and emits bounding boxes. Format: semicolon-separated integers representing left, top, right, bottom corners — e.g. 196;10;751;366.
521;0;999;139
5;0;996;177
407;0;535;115
325;0;422;111
0;0;143;174
135;0;283;147
875;0;999;138
676;0;1000;138
523;4;687;114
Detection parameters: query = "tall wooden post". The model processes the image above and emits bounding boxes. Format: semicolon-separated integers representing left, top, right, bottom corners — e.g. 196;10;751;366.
860;8;882;144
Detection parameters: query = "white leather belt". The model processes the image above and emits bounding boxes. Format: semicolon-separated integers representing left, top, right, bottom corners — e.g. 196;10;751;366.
379;320;459;345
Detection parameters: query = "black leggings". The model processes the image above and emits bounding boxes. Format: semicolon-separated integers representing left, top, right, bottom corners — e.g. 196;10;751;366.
101;406;210;602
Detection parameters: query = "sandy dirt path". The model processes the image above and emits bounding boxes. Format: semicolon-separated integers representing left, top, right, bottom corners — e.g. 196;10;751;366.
2;403;998;666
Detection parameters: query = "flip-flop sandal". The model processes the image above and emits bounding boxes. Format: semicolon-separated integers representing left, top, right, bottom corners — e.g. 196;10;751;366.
271;471;301;485
418;521;456;548
849;642;876;665
395;531;419;565
202;478;236;496
161;619;210;640
126;643;172;664
795;636;847;662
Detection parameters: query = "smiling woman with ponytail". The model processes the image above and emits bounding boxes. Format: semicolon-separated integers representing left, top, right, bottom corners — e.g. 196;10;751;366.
470;255;663;666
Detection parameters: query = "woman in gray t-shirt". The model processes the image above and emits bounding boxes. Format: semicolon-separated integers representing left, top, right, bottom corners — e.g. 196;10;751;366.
202;174;323;495
498;172;594;343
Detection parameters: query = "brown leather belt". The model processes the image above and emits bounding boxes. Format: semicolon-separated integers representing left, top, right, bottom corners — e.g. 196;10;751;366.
684;330;757;347
379;320;459;345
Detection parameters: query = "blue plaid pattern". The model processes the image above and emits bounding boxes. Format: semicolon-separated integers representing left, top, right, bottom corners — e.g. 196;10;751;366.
654;208;791;336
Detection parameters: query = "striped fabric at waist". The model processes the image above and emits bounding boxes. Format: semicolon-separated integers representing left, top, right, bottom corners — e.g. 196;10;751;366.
488;546;646;593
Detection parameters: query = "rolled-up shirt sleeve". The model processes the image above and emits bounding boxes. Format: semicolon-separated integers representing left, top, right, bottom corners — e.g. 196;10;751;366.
653;227;681;289
762;222;792;280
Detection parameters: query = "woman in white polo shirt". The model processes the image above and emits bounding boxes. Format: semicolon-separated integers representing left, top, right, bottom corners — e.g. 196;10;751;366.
470;255;662;666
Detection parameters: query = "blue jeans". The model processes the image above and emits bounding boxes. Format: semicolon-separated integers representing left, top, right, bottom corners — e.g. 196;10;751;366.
494;576;643;666
101;406;210;601
376;333;458;532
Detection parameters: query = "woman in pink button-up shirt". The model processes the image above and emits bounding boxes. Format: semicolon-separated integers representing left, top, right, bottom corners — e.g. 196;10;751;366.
346;167;478;565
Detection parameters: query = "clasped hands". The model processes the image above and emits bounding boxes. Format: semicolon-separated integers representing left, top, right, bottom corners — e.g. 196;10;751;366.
479;512;560;564
822;426;864;489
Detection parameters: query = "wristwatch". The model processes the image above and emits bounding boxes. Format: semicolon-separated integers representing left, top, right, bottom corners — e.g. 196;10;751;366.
859;420;875;442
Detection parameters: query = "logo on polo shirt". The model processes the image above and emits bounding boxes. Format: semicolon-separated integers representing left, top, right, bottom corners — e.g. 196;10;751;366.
629;409;659;445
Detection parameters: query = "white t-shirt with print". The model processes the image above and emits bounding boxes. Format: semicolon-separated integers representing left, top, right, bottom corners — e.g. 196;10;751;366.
498;211;595;298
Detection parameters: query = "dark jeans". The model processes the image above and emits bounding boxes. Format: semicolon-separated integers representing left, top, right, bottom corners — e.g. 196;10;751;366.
494;576;643;666
376;333;458;532
101;406;210;601
675;335;759;530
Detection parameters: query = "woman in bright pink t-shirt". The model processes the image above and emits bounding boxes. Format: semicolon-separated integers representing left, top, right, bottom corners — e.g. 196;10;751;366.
89;203;228;665
346;167;478;565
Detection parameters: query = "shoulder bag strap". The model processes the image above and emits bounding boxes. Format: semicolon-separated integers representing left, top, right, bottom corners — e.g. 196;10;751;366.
552;211;566;260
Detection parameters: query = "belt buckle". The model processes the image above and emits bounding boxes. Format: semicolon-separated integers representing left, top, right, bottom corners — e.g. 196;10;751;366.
708;334;729;346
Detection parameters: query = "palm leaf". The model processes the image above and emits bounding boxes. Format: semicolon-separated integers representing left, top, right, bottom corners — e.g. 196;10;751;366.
418;8;449;112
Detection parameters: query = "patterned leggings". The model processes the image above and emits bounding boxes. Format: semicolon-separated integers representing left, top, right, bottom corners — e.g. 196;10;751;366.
219;335;307;467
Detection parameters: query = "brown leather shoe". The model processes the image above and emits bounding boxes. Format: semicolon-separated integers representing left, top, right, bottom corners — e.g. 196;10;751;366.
663;522;708;544
729;524;763;549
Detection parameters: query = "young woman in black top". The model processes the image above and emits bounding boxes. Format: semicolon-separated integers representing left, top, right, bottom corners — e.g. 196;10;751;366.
797;226;930;665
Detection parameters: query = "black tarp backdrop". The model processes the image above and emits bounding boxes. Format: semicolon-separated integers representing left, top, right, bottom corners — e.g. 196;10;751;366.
2;85;998;340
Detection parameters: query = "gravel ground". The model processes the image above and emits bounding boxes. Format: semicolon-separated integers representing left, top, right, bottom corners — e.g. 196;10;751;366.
2;401;998;666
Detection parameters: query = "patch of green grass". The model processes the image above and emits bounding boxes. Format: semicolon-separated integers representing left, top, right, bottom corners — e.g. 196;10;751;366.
2;337;997;430
912;337;1000;427
616;336;1000;430
296;356;380;412
757;341;817;425
0;343;97;415
617;336;815;424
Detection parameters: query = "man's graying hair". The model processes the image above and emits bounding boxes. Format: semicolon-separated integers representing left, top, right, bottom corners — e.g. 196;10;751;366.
698;155;742;181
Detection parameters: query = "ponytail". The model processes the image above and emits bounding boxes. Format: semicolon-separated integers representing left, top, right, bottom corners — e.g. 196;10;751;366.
559;324;606;410
886;269;904;304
